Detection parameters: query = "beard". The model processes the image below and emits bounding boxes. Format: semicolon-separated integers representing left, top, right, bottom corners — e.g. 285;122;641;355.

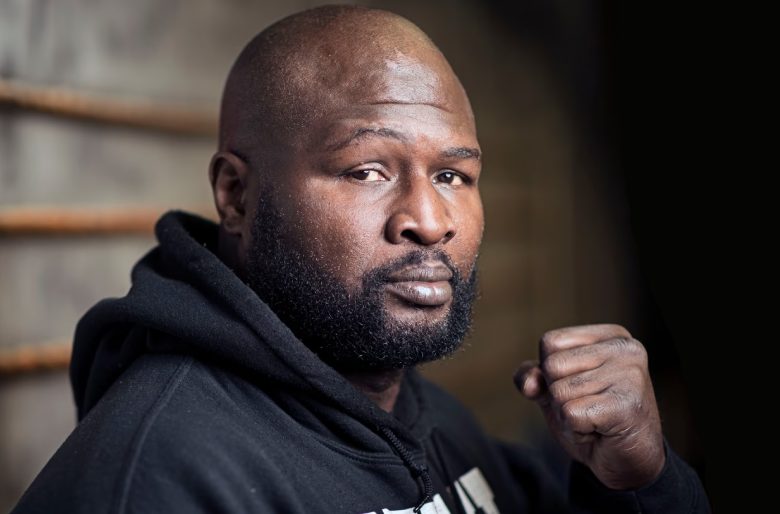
245;189;479;372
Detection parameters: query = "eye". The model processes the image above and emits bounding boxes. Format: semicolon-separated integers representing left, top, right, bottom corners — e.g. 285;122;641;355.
434;170;466;186
348;169;387;182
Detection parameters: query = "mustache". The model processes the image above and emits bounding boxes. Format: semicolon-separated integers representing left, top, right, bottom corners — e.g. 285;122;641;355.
363;249;460;287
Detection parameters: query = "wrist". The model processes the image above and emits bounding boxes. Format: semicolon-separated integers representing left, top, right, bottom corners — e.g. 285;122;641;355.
602;441;667;491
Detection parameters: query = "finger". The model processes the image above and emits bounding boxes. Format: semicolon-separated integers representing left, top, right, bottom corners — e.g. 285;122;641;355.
559;391;623;436
547;366;611;406
513;361;545;399
541;336;646;382
539;323;632;360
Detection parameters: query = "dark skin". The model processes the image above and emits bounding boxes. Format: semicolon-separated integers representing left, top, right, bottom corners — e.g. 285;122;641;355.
209;7;664;492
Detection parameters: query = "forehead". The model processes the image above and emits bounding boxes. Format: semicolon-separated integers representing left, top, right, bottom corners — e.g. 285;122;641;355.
302;52;477;151
314;103;477;153
348;52;450;99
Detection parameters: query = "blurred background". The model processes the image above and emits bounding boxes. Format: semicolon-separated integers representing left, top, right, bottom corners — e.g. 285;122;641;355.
0;0;716;511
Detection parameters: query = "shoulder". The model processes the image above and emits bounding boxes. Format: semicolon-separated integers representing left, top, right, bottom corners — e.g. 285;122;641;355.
14;353;288;513
12;354;196;513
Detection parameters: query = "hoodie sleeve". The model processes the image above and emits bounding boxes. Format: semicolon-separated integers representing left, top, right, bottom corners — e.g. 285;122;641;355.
495;438;710;513
567;438;711;514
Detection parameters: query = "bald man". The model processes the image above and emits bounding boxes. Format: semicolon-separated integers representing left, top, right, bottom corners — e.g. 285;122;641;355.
13;6;709;514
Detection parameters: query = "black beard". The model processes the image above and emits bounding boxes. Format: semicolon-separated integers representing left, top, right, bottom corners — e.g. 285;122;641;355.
246;190;479;372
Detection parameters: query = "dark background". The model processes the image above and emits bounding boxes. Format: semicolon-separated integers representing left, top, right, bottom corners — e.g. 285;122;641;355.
598;2;725;508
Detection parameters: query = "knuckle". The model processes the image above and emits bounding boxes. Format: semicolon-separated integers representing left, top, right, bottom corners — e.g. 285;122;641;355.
632;339;649;363
626;364;645;384
569;345;588;359
610;388;642;416
626;337;645;355
610;336;631;351
606;389;626;412
561;402;579;423
620;391;643;417
548;380;568;401
542;355;565;378
610;336;644;356
585;401;607;420
539;331;559;355
568;373;587;388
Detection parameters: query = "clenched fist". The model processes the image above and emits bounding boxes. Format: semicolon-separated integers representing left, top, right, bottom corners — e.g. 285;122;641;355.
514;323;665;490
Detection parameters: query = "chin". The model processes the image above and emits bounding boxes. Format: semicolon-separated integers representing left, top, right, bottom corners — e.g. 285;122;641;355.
383;298;453;325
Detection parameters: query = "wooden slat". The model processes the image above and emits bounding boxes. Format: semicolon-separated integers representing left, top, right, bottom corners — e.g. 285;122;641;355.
0;206;215;235
0;78;217;136
0;340;71;374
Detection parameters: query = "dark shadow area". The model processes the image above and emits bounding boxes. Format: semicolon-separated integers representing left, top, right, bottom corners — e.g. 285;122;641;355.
480;0;719;506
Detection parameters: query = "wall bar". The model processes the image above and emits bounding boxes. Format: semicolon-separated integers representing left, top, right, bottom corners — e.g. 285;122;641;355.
0;340;71;374
0;206;214;236
0;79;217;136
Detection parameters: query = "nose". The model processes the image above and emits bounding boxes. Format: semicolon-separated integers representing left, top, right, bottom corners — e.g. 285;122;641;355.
385;175;456;246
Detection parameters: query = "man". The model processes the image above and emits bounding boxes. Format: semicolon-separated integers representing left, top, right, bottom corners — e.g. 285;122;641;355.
13;5;709;513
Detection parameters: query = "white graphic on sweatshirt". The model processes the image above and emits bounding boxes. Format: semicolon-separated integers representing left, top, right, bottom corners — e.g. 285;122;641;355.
362;467;499;514
453;468;499;514
380;493;450;513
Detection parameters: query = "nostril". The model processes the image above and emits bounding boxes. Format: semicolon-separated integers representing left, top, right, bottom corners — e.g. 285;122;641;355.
401;229;423;244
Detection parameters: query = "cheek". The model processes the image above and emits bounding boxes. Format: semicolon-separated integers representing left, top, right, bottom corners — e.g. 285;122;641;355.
290;191;385;289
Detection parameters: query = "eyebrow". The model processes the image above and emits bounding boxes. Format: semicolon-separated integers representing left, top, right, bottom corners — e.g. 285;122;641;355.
326;127;408;152
441;146;481;161
325;126;481;162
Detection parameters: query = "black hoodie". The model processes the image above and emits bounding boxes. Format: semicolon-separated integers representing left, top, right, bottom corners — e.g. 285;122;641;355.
13;210;710;513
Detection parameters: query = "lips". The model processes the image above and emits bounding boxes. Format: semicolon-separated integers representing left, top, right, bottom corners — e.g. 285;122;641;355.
385;264;453;307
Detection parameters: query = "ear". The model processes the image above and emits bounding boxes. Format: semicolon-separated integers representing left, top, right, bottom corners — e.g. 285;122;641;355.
209;151;251;236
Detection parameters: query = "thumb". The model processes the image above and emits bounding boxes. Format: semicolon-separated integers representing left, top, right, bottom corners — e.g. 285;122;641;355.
513;360;546;401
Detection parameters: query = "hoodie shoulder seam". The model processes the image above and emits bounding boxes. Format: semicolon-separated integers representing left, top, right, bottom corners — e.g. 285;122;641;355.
112;355;195;514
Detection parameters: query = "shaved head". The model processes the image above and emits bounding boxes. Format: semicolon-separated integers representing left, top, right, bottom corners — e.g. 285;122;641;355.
218;5;473;169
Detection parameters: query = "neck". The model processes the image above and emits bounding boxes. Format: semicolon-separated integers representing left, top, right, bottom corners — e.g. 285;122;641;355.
217;226;247;280
342;368;405;413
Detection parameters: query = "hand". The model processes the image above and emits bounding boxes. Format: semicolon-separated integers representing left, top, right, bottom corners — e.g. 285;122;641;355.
514;323;665;490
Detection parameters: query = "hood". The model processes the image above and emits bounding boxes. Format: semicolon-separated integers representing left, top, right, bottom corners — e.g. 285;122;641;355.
70;210;435;510
71;210;413;425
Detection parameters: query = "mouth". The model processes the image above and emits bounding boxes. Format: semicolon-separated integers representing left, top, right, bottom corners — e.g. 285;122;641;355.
384;263;453;307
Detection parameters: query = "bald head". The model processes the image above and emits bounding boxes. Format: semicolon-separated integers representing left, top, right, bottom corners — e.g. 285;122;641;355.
218;5;473;167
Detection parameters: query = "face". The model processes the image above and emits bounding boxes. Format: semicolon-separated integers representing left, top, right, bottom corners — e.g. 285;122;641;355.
244;53;485;370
